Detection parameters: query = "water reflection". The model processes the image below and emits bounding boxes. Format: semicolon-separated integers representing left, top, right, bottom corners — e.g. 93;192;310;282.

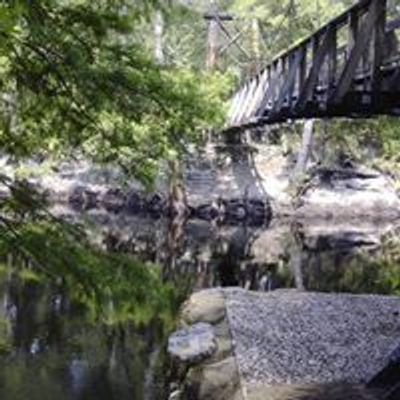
0;271;171;400
0;220;179;400
0;208;399;400
80;210;400;295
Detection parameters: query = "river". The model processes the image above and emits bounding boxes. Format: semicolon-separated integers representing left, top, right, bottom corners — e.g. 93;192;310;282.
0;208;399;399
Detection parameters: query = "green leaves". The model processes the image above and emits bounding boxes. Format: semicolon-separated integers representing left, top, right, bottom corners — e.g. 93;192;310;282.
0;1;229;184
0;181;180;328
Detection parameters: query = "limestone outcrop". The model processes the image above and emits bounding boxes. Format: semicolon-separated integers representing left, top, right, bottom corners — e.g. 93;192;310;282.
168;288;400;400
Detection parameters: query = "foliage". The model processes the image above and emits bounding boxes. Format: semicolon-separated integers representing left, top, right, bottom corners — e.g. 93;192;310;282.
0;176;181;328
0;0;230;186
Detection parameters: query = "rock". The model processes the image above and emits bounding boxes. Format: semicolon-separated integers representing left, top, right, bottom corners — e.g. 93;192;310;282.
304;231;379;251
68;186;86;209
193;203;221;221
68;186;99;210
146;192;167;215
220;198;272;225
102;188;126;213
125;190;142;213
246;199;271;224
246;383;379;400
297;169;400;219
367;343;400;398
224;199;247;221
224;289;400;388
185;357;242;400
168;323;217;364
181;290;226;325
83;190;98;210
213;320;233;361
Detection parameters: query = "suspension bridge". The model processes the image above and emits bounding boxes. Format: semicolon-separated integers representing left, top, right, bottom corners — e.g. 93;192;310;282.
226;0;400;132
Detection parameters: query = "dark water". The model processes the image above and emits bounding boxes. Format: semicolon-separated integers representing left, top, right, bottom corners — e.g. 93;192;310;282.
0;209;399;400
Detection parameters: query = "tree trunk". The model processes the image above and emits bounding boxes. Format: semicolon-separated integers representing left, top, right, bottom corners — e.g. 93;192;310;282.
168;159;187;218
153;10;164;64
250;17;261;74
206;18;219;70
318;119;328;163
292;119;314;182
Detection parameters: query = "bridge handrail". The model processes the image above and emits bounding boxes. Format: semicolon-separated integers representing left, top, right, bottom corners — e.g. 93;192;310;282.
226;0;400;131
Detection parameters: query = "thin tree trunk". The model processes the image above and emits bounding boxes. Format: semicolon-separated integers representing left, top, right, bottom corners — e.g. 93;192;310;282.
250;17;261;74
289;237;306;291
153;10;164;64
206;18;219;70
292;119;314;182
291;250;305;291
318;119;328;163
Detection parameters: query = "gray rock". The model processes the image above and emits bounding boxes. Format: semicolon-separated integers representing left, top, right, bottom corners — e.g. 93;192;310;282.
145;192;167;215
101;188;126;213
246;383;379;400
181;289;226;325
69;186;99;210
185;356;243;400
223;289;400;389
125;190;142;213
168;322;217;364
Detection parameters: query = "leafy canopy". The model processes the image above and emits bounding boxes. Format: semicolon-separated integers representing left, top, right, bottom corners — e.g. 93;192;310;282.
0;0;230;185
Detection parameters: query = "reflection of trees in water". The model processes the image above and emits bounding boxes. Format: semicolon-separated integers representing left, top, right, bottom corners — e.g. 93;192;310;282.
98;216;400;296
0;265;170;400
0;220;181;400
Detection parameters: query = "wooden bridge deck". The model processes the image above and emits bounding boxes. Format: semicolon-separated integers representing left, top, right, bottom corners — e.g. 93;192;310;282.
226;0;400;132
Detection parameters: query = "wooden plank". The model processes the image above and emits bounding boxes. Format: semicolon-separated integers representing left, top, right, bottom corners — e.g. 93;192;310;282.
243;77;260;120
272;50;302;114
299;46;307;91
247;69;269;120
215;17;251;59
204;13;234;21
219;29;245;55
328;26;338;89
371;0;387;93
237;78;257;123
296;28;335;111
331;0;384;103
256;60;279;117
348;8;359;58
230;85;248;125
227;92;241;124
271;60;284;109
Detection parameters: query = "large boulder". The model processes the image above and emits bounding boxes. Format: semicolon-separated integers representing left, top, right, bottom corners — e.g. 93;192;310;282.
181;290;226;326
224;289;400;388
297;168;400;219
185;357;242;400
168;323;217;364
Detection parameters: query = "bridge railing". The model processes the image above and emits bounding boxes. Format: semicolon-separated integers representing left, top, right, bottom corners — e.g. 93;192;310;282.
226;0;400;131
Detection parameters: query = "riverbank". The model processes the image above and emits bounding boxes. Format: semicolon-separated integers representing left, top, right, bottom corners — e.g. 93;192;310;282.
169;288;400;400
1;142;399;223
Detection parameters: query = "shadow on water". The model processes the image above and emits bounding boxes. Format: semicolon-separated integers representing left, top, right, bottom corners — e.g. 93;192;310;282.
1;208;400;399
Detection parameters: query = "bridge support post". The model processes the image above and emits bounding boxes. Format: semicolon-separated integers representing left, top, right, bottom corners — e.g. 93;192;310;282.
371;0;387;107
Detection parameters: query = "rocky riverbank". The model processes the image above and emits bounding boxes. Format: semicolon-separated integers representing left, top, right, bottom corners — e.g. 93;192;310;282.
168;289;400;400
67;186;272;225
1;141;399;222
